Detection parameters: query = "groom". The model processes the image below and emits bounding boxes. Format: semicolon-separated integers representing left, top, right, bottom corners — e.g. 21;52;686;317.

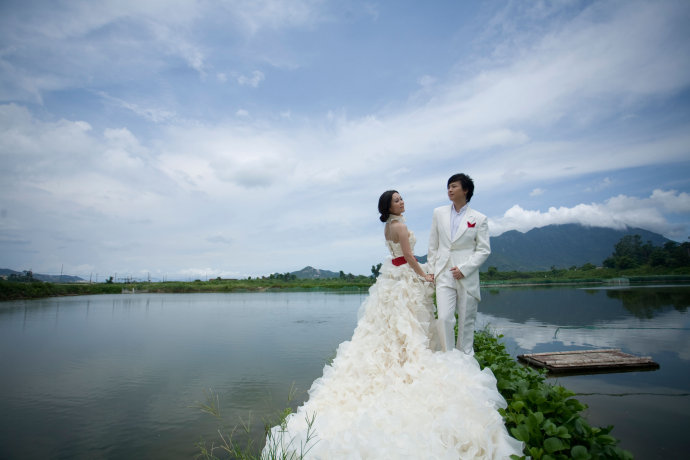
427;173;491;354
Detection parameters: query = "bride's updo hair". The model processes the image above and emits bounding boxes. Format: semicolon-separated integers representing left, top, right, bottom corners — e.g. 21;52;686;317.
378;190;399;222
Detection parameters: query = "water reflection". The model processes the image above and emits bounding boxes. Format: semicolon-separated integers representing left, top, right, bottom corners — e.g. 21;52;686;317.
478;285;690;459
602;286;690;318
482;286;631;325
478;286;690;360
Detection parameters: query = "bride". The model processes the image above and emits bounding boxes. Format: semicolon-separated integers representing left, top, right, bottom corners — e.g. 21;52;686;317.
263;190;523;459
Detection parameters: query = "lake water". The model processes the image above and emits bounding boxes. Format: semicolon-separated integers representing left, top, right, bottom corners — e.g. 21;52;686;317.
477;285;690;460
0;286;688;459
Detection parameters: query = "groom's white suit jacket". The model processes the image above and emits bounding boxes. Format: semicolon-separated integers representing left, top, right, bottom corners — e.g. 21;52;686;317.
427;205;491;301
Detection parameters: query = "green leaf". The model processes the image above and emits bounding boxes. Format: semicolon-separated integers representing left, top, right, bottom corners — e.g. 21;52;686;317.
543;437;566;453
528;446;544;459
597;434;617;445
528;388;547;404
526;411;544;430
556;426;571;439
571;445;589;459
510;400;526;412
542;420;558;435
511;424;531;442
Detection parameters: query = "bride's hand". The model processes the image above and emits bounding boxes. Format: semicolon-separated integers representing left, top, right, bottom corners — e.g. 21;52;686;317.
424;274;434;283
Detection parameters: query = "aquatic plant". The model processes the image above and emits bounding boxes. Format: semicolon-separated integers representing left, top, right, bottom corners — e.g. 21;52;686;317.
474;330;633;460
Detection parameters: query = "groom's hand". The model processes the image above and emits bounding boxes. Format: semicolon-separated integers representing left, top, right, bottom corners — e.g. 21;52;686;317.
450;266;465;280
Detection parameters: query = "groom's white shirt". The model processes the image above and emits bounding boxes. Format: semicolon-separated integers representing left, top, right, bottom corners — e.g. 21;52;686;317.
427;204;491;301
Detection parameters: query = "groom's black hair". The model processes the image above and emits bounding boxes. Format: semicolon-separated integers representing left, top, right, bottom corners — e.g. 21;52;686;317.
448;173;474;202
378;190;399;222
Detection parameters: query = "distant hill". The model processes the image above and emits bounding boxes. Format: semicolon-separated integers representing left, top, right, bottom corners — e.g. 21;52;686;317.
0;268;86;283
291;266;340;279
294;222;669;276
483;224;670;272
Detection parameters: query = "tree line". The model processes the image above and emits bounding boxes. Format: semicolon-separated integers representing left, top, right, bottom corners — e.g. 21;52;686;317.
5;270;40;283
603;235;690;269
482;233;690;282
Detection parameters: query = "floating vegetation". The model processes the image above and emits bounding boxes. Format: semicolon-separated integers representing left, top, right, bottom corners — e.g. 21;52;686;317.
474;330;633;460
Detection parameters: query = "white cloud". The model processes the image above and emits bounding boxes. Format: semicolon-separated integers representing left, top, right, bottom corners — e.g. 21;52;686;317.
0;1;209;101
489;189;690;239
0;104;169;214
585;177;612;193
418;75;436;87
650;189;690;213
226;0;327;35
237;70;266;87
530;188;545;197
453;0;690;133
0;104;95;174
97;92;176;123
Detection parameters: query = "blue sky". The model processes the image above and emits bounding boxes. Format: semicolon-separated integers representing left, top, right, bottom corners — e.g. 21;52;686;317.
1;0;689;280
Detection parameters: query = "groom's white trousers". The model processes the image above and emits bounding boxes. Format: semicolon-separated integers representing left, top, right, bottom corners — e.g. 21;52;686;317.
435;269;478;354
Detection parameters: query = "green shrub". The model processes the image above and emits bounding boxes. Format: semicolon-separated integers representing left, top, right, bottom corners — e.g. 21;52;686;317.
474;331;633;460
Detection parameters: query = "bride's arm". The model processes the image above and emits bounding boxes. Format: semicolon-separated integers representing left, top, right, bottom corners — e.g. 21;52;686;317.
391;222;433;281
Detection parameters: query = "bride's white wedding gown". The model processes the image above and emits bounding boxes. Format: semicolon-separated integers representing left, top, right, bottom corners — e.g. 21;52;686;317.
264;224;523;459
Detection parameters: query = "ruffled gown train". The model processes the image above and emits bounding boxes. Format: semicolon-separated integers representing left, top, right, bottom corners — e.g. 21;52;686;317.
263;231;523;459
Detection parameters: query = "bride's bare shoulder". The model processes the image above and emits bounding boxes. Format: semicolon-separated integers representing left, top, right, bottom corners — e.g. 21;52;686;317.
385;220;407;241
388;220;408;231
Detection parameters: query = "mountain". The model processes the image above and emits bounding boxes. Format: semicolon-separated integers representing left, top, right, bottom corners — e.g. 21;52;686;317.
0;268;86;283
291;266;341;279
483;224;670;272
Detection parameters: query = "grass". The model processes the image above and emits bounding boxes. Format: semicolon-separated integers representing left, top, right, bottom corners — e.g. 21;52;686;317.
195;384;318;460
0;278;372;301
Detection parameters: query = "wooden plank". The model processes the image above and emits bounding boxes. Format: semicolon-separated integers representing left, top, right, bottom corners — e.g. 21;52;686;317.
517;349;659;374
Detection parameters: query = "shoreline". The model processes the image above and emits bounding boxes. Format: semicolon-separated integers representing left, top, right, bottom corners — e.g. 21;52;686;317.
2;274;689;301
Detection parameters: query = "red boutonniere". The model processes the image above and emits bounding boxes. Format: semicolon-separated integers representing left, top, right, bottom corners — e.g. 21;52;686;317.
467;221;476;228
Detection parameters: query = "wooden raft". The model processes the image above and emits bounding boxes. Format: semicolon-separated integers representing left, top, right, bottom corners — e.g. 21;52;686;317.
517;349;659;374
